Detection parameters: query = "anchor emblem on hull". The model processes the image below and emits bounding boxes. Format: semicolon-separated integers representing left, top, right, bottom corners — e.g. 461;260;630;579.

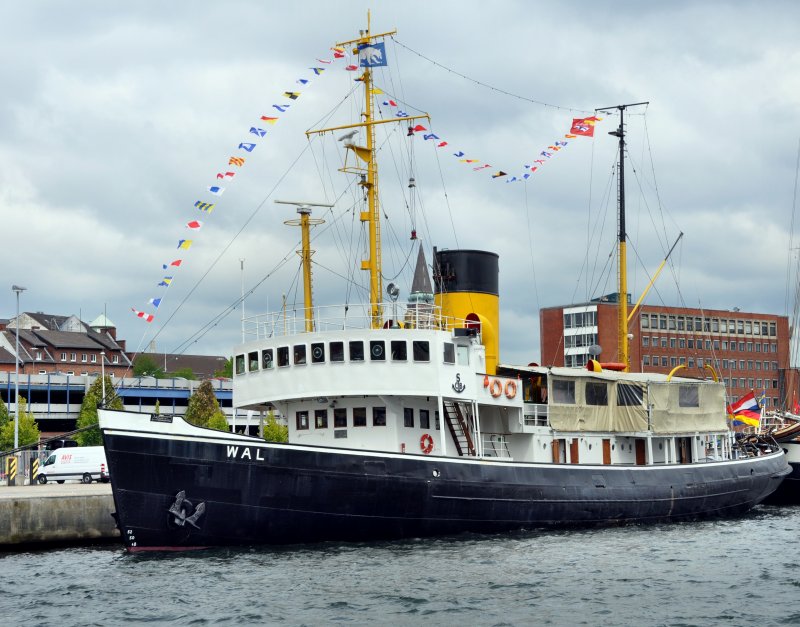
452;373;466;393
167;490;206;529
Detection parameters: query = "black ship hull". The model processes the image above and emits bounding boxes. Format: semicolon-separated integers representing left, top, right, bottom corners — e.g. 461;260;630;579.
101;424;790;551
763;441;800;504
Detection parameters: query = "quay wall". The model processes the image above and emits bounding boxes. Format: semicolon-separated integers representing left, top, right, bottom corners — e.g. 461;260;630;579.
0;484;120;546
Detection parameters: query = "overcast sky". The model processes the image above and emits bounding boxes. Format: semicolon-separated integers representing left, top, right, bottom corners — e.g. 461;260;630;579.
2;1;799;367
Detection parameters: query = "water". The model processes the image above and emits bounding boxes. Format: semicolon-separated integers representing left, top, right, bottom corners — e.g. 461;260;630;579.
4;505;800;626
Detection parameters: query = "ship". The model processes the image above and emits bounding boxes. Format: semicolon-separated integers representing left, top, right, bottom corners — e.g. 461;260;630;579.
99;17;790;551
763;416;800;504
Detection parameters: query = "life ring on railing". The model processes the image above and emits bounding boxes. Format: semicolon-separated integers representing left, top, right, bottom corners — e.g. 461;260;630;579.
489;379;503;398
420;433;434;454
505;380;517;399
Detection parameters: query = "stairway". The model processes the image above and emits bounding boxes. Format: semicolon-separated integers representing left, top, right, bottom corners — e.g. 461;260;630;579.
443;400;476;456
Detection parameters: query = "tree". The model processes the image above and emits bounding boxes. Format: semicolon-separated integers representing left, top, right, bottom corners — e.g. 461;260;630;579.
168;367;196;380
75;375;123;446
0;397;8;429
0;397;40;451
263;410;288;443
133;355;165;378
184;380;225;428
206;411;230;432
215;357;233;378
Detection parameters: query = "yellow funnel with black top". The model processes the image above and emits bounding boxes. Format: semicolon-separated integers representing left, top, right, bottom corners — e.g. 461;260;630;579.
433;249;499;374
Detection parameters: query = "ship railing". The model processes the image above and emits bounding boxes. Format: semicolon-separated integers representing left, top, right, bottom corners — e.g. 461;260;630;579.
241;303;473;340
482;433;512;458
523;404;549;427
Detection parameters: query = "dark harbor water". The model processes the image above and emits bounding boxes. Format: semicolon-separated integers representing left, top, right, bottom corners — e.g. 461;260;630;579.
3;505;800;626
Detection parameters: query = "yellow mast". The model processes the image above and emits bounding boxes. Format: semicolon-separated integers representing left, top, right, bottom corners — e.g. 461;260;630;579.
306;13;428;328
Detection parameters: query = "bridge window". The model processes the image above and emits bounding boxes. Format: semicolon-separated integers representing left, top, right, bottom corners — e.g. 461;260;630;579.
235;355;245;375
262;349;274;369
373;407;386;426
248;351;259;372
370;341;386;361
413;341;430;362
294;345;307;365
391;340;407;361
354;407;367;427
420;409;430;429
330;341;344;362
679;385;699;407
277;347;290;367
311;343;325;364
296;411;309;430
585;382;608;406
404;407;414;428
443;342;455;364
349;341;364;362
334;408;347;427
552;380;575;404
315;409;328;429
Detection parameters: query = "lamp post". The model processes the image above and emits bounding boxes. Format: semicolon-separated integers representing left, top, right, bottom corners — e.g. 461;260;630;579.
12;284;27;450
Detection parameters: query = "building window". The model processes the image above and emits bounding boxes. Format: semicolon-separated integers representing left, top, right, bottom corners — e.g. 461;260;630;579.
668;316;676;330
334;408;347;428
642;337;649;347
755;361;761;371
660;337;667;348
404;407;414;428
730;361;737;370
745;321;752;335
643;355;650;365
311;343;325;364
738;342;745;351
771;344;777;353
353;407;367;427
746;342;753;352
112;355;119;364
296;411;309;430
698;358;704;368
688;358;695;368
419;409;430;429
315;409;328;429
372;407;386;426
70;352;76;362
669;338;676;349
81;353;87;362
293;345;307;365
688;339;694;349
712;319;719;333
262;349;274;369
747;360;754;370
713;340;720;350
35;351;42;361
679;338;686;349
677;316;685;331
670;357;677;367
552;380;576;404
705;340;711;350
753;322;761;336
661;356;668;366
641;316;650;329
90;354;97;363
722;359;729;369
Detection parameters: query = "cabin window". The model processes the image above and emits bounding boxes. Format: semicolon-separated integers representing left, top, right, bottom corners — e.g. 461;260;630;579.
330;342;345;362
294;345;307;365
413;341;430;362
277;347;290;367
617;383;644;406
349;341;365;361
404;407;414;428
353;407;367;427
248;351;259;372
315;409;328;429
262;349;274;370
370;340;386;361
334;430;347;439
296;411;309;430
435;411;440;430
235;355;245;375
443;342;455;364
311;342;325;364
552;380;575;404
334;408;347;428
457;345;469;365
372;407;386;426
585;382;608;406
391;340;407;361
420;409;430;429
679;385;700;407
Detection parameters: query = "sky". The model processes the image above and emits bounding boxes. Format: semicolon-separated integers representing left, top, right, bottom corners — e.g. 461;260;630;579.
1;1;799;368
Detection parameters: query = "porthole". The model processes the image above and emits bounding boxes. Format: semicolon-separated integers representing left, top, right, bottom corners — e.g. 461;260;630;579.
432;469;441;478
588;444;592;450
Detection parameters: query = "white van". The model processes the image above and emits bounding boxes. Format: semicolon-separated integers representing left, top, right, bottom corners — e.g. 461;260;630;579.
37;447;110;484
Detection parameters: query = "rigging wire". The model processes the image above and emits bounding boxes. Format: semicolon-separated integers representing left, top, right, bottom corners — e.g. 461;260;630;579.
392;37;595;115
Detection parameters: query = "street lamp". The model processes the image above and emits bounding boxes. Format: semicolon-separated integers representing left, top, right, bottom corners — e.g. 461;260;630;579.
12;285;27;450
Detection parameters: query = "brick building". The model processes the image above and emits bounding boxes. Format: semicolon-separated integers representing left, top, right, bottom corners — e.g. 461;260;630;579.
540;296;795;409
0;312;132;378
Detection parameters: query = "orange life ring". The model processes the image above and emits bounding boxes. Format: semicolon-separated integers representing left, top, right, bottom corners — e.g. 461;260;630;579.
420;433;434;454
489;379;503;398
505;380;517;399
